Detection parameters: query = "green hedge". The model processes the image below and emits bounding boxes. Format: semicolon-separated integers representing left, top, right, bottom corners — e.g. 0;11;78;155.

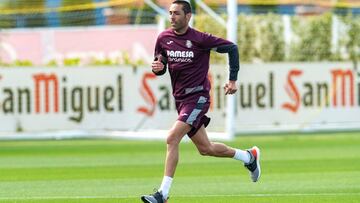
194;13;360;63
1;13;359;67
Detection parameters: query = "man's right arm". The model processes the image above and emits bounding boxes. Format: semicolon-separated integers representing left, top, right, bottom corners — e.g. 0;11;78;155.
152;55;167;76
153;34;167;76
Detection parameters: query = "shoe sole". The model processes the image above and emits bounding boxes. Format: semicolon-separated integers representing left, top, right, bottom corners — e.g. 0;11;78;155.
253;146;261;182
141;196;151;203
141;196;166;203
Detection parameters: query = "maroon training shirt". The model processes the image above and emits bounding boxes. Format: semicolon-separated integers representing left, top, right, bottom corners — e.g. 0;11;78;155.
154;27;234;102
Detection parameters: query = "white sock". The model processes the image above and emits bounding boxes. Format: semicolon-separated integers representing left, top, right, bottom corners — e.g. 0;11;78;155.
159;176;173;199
233;149;250;164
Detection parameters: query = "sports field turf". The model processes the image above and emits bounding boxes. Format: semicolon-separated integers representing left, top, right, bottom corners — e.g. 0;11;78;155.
0;132;359;203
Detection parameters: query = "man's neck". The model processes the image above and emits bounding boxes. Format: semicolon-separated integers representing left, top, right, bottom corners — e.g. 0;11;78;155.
174;26;189;35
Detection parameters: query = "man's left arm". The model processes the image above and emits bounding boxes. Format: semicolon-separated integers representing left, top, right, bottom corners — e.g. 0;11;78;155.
214;44;239;95
201;32;240;94
214;44;239;81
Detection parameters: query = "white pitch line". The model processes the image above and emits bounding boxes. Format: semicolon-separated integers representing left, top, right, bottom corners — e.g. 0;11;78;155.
185;193;360;197
0;193;359;200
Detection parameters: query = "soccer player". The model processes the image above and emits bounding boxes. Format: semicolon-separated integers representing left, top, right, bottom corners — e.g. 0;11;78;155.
141;1;261;203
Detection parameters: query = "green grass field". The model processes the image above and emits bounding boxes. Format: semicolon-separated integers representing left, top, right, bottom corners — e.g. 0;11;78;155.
0;132;359;203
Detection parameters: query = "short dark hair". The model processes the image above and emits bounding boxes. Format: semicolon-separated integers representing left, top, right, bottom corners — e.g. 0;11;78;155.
172;0;192;14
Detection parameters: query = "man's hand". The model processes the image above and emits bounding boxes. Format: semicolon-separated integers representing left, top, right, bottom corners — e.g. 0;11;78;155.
224;80;237;95
152;57;165;73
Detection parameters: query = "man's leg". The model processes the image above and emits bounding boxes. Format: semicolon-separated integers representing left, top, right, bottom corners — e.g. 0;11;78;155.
164;121;191;177
190;125;238;157
141;121;191;203
190;125;261;182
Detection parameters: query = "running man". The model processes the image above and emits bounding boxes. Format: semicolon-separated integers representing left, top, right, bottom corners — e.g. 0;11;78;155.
141;1;261;203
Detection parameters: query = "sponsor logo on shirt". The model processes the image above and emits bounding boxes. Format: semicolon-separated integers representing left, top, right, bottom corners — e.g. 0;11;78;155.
167;50;194;58
167;40;174;45
166;50;194;63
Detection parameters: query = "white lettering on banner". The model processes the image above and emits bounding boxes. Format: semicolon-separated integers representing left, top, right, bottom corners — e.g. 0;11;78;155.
0;63;359;133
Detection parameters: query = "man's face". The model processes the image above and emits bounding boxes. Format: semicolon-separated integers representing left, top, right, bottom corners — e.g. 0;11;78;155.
169;3;190;32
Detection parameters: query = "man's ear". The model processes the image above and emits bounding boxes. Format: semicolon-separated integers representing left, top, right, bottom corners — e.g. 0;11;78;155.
186;13;192;22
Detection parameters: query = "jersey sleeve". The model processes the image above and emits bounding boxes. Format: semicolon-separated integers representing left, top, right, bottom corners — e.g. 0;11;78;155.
200;32;240;81
200;32;233;49
154;36;164;58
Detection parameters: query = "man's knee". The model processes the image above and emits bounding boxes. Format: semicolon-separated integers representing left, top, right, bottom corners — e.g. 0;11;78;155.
198;145;214;156
166;129;181;145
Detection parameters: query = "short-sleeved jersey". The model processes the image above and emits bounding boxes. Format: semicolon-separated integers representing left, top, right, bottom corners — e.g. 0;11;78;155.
154;27;234;102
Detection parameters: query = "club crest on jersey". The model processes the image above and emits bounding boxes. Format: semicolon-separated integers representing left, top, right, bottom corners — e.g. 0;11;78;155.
186;40;192;48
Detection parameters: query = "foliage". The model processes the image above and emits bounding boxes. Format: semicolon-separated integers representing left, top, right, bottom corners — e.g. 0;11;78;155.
290;13;333;61
130;4;157;24
89;58;117;66
195;13;285;63
60;0;95;26
237;14;258;62
258;14;285;62
194;14;227;64
41;51;146;67
63;57;81;66
13;59;33;66
344;15;360;62
45;59;58;67
0;0;46;28
195;12;359;63
1;12;360;67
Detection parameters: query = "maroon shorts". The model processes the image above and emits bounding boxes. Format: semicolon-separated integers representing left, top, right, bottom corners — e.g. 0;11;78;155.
176;96;211;137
